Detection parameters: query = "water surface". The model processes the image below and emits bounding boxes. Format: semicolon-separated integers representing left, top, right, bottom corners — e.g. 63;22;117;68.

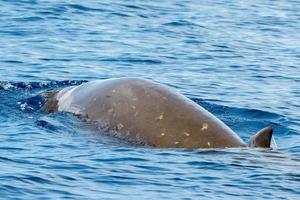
0;0;300;199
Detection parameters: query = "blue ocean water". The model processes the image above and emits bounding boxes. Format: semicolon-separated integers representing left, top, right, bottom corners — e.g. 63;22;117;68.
0;0;300;199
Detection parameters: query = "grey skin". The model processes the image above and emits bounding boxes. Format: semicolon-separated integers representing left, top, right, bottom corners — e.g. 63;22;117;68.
44;77;273;148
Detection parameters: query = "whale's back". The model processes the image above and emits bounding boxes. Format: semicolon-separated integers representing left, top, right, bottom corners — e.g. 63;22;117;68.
54;78;246;148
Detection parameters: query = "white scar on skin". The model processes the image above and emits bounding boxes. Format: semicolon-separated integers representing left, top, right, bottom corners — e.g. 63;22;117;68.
160;133;165;137
156;112;164;120
131;105;136;109
134;112;138;117
108;108;114;113
201;123;208;131
117;123;124;130
207;141;211;147
183;131;190;137
174;141;179;145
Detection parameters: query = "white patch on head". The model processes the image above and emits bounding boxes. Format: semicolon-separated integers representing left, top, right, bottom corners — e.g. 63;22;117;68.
56;86;84;115
201;123;208;131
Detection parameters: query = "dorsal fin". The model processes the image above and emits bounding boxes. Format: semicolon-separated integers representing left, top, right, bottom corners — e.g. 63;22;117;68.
249;127;273;148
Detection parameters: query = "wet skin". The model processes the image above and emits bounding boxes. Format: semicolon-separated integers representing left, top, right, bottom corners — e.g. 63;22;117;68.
45;78;249;148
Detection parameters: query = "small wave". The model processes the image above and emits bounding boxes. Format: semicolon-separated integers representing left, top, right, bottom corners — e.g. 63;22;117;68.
18;94;45;112
35;119;59;131
122;4;146;10
34;114;80;134
66;3;111;13
0;80;86;91
1;60;24;64
99;57;163;64
163;20;204;27
12;16;44;22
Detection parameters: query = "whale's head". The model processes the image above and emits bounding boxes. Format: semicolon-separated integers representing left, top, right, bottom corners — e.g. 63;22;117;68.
249;127;273;148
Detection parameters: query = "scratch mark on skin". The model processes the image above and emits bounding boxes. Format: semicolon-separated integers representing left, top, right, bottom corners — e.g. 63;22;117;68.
160;133;165;137
201;123;208;131
134;112;138;117
174;141;179;145
93;98;97;101
112;90;116;93
207;141;211;147
131;105;136;109
132;98;138;101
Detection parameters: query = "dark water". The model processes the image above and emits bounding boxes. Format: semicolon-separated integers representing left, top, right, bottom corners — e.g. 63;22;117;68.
1;0;300;199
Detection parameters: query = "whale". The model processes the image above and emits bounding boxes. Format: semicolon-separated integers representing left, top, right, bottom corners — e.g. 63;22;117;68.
44;77;273;148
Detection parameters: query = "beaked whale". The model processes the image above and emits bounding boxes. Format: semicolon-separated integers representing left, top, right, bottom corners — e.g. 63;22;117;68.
44;78;273;148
